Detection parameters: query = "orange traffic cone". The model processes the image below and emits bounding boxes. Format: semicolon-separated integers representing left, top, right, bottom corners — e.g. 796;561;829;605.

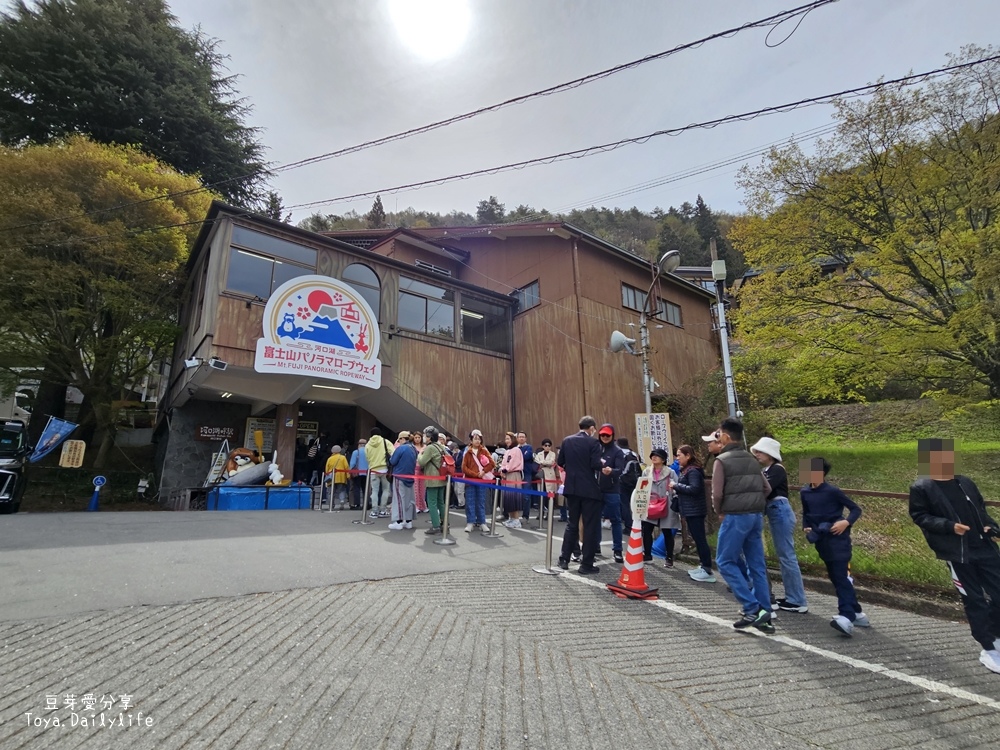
607;519;659;600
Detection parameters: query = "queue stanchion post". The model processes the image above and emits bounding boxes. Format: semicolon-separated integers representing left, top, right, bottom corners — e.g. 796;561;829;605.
352;469;375;526
434;475;457;547
533;492;561;575
481;477;504;538
535;479;545;531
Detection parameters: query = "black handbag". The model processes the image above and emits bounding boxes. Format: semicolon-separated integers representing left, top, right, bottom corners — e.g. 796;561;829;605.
383;438;393;480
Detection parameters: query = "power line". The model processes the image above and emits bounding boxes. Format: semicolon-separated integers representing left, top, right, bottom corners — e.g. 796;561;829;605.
0;0;836;236
5;52;999;255
286;54;1000;214
273;0;836;174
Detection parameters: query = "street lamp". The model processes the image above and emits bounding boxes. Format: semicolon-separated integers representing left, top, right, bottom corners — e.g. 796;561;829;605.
638;250;681;414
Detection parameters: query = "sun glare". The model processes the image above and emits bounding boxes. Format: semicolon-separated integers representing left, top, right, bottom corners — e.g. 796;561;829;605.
388;0;471;61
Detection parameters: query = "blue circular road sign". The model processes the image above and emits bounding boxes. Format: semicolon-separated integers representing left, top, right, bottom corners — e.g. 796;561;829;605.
93;475;107;488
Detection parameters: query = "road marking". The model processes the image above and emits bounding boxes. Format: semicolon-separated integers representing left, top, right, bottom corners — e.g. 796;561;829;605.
563;572;1000;712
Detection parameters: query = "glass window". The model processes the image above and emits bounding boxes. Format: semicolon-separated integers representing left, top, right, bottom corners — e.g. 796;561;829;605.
400;276;449;300
397;277;455;339
461;297;510;354
271;260;314;295
398;292;426;332
231;226;317;267
664;301;682;327
342;263;381;318
427;300;455;338
514;280;540;313
227;248;273;299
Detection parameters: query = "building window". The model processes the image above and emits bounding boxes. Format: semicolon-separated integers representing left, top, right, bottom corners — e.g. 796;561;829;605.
621;282;660;315
664;301;682;327
342;263;381;318
621;282;682;326
226;226;317;300
461;297;510;354
513;280;540;313
398;276;455;339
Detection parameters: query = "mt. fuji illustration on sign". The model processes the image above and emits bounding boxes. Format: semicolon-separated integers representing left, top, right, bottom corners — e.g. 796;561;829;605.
254;275;382;389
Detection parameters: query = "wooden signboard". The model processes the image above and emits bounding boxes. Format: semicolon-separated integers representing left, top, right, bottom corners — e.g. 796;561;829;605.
59;440;86;468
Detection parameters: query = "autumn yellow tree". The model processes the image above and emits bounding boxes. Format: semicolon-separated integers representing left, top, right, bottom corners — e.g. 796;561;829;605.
0;136;213;465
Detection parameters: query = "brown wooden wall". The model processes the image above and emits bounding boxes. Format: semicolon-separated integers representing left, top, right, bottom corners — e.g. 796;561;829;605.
394;337;512;441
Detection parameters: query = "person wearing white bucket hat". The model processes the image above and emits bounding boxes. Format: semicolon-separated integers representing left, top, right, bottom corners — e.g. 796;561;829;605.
750;436;809;614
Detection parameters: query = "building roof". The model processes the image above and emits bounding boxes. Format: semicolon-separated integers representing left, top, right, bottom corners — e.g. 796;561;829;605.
405;221;717;300
187;202;513;303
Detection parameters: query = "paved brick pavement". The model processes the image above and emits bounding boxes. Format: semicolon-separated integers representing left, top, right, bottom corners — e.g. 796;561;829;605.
2;511;1000;749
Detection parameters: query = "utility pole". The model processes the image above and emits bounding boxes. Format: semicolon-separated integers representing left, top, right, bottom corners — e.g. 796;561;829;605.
710;238;738;418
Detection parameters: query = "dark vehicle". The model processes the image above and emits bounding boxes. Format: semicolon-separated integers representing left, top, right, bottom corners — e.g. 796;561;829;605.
0;420;31;513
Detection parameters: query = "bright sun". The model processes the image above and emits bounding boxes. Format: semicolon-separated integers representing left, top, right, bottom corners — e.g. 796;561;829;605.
388;0;471;61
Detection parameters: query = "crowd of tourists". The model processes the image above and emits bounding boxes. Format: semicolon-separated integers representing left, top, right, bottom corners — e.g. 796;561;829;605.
314;417;1000;675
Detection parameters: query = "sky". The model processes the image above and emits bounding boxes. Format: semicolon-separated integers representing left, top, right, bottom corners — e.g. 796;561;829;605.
167;0;997;222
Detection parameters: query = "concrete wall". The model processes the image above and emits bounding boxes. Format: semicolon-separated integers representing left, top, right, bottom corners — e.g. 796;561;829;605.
159;400;252;492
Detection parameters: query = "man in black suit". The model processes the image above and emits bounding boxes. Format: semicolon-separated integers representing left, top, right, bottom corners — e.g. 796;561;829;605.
557;416;604;574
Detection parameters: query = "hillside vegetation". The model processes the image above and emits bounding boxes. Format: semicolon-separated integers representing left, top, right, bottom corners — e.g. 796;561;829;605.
760;399;1000;497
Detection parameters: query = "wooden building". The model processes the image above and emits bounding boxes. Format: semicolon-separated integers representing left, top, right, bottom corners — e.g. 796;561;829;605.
158;204;720;492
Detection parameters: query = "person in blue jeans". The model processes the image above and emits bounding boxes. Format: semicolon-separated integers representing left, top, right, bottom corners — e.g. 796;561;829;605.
461;430;495;532
750;437;808;613
596;423;626;564
711;418;775;634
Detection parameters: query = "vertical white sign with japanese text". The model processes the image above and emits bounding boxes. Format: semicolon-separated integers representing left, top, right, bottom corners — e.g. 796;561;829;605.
634;412;672;464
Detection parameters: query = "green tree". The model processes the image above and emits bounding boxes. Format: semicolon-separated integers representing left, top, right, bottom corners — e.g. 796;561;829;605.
0;0;267;207
0;137;213;466
506;204;552;222
476;196;505;224
262;191;291;223
732;46;1000;401
365;195;387;228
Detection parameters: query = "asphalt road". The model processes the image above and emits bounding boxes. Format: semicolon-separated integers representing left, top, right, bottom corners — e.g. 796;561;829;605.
2;509;999;749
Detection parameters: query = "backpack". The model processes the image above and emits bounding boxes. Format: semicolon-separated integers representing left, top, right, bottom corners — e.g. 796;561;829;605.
620;454;642;496
441;450;456;478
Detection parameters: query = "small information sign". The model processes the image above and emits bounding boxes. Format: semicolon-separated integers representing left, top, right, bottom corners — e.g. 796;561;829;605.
58;440;86;468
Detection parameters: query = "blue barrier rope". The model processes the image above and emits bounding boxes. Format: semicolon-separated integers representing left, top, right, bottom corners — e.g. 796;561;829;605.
450;476;552;497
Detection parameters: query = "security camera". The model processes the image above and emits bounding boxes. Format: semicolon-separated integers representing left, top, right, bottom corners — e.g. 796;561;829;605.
208;357;228;372
184;357;201;370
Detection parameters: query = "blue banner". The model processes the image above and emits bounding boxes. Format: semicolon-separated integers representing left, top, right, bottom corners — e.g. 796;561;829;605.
29;417;78;463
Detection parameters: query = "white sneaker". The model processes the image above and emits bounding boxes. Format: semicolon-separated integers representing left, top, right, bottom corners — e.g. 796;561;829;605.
688;567;716;583
981;649;1000;674
830;615;854;637
464;523;474;533
479;522;490;532
512;518;522;528
602;519;611;529
387;522;404;530
369;510;379;518
403;521;413;529
502;519;516;528
854;612;870;627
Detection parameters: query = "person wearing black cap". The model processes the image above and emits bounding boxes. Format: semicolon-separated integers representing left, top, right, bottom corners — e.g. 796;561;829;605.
597;424;626;564
557;416;604;574
641;448;680;562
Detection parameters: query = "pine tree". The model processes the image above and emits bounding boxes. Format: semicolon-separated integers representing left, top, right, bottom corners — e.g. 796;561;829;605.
365;195;387;228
